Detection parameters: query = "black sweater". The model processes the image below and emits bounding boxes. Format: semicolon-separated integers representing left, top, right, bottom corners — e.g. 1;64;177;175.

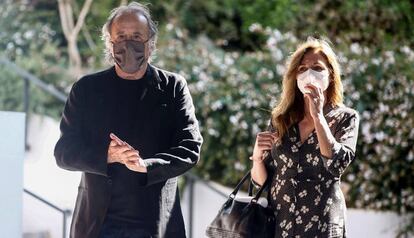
105;68;155;229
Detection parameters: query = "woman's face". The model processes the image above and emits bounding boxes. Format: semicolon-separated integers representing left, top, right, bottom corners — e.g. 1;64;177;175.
297;49;330;74
296;49;331;94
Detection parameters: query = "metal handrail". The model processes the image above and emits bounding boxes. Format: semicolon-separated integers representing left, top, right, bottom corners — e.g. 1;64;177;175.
23;189;71;238
0;56;67;103
0;56;67;149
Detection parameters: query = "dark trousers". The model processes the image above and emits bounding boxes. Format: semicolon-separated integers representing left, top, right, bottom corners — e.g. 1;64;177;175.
98;219;153;238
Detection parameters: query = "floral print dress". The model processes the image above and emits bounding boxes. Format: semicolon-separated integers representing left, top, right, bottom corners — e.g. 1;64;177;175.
261;104;359;238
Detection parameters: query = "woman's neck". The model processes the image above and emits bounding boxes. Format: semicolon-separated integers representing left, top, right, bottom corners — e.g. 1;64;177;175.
303;98;313;121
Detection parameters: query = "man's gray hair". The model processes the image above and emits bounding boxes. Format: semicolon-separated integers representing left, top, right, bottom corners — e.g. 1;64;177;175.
101;2;158;64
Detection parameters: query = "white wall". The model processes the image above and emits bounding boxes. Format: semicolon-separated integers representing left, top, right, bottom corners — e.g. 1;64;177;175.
0;111;25;238
23;114;80;238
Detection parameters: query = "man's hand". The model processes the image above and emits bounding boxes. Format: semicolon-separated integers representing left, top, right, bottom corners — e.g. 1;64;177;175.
107;133;148;173
124;158;147;173
107;139;140;164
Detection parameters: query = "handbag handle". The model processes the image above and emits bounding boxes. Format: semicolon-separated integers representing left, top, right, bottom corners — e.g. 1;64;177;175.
229;171;270;203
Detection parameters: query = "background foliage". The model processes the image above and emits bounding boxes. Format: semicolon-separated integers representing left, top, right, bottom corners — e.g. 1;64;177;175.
1;0;413;235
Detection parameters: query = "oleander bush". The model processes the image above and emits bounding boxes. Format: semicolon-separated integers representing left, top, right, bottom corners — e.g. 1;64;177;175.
154;25;414;235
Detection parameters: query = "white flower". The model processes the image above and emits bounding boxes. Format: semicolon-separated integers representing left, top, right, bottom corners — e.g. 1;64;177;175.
283;194;291;203
285;221;292;230
325;179;333;188
327;198;333;205
300;206;309;214
276;204;281;210
281;165;287;175
321;222;328;232
287;159;294;168
304;222;313;232
280;220;287;228
314;196;321;206
279;154;288;163
296;216;303;224
323;204;330;216
308;136;315;144
289;203;295;213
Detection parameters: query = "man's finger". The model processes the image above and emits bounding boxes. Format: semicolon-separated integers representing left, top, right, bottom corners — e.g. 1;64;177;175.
122;149;140;157
109;140;118;147
113;145;133;154
125;142;134;150
110;133;125;145
124;155;139;163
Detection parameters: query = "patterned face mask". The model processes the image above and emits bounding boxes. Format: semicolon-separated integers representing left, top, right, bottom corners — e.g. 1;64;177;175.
296;69;330;94
112;39;148;74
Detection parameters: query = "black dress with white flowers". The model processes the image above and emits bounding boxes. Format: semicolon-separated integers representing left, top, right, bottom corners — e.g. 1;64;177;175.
262;104;359;238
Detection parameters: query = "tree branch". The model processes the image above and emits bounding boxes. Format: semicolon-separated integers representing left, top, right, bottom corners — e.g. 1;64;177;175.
72;0;93;38
57;0;71;39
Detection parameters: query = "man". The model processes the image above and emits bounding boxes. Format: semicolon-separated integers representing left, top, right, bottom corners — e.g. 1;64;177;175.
54;2;203;238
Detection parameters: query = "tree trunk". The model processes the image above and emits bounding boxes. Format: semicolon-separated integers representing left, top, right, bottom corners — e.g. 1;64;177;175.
57;0;93;79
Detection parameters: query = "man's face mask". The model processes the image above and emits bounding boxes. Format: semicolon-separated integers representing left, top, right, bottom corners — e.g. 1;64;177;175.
296;69;330;94
112;39;149;74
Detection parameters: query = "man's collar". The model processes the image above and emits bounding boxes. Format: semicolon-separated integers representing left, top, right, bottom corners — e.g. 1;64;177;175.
146;64;163;91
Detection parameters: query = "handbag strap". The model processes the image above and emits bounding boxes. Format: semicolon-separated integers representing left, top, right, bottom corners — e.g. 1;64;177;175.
229;171;251;198
248;181;254;196
229;171;271;203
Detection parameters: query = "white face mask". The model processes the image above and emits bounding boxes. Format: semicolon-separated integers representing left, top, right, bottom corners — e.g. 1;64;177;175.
296;69;329;94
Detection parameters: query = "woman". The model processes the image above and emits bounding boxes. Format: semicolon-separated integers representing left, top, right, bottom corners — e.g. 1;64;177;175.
250;37;360;238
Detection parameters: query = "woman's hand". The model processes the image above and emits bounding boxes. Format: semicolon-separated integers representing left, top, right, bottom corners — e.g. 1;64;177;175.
251;131;278;163
304;84;325;120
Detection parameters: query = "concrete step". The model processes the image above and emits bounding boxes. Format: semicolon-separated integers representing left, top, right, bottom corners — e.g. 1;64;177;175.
23;231;51;238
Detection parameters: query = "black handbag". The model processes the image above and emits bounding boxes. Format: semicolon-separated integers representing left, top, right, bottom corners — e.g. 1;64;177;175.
205;171;276;238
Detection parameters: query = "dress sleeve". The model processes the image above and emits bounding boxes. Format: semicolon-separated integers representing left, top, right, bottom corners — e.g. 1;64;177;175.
321;109;360;178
